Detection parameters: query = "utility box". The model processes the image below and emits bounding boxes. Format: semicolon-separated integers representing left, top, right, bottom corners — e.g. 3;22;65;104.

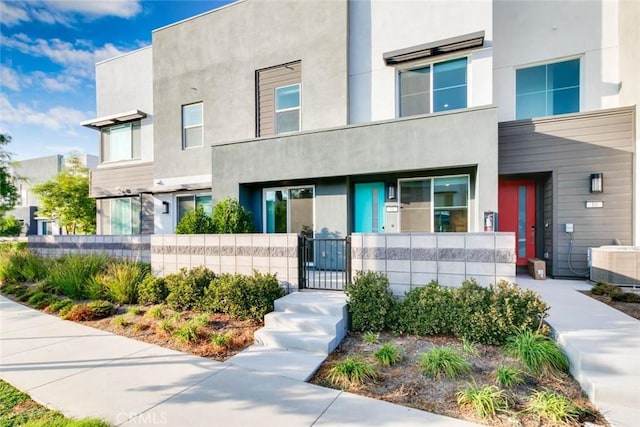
528;258;546;280
384;203;399;233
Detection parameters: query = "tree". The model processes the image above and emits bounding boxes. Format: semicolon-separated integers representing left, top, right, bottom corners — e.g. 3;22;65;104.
175;205;215;234
0;134;19;215
212;197;254;233
32;154;96;234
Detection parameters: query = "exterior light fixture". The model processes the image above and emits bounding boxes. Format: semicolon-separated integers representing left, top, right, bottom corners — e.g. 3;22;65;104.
162;201;170;214
388;184;396;199
590;173;603;193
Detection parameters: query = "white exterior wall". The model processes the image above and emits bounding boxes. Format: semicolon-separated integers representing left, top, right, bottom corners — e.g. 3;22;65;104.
493;0;621;122
95;46;154;165
349;0;494;124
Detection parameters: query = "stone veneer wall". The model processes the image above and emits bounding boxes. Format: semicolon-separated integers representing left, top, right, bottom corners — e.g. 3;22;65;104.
28;235;151;263
590;246;639;286
150;234;299;290
351;233;516;296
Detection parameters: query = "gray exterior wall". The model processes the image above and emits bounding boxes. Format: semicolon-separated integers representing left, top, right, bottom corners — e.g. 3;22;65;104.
152;0;348;180
499;106;635;278
90;162;154;198
213;106;499;233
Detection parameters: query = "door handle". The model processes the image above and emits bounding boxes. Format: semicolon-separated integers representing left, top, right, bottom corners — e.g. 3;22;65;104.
530;225;535;243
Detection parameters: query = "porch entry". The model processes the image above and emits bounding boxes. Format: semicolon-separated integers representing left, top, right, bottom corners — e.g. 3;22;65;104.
498;179;536;266
299;235;351;291
354;182;385;233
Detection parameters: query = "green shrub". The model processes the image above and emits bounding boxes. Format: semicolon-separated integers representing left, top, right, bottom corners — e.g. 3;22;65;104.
46;254;109;299
461;338;479;357
112;316;129;328
0;246;33;283
374;343;403;367
505;330;569;375
0;282;28;296
327;357;377;388
590;281;622;297
210;332;233;348
28;292;56;309
126;306;143;316
456;382;510;418
95;260;149;304
363;331;379;344
86;300;116;319
393;281;455;336
495;365;526;388
145;305;164;319
165;266;216;311
46;299;74;314
418;346;471;379
172;321;199;344
211;197;254;233
138;274;168;305
612;291;640;303
526;390;580;424
0;215;22;236
175;205;215;234
18;251;49;282
346;271;396;332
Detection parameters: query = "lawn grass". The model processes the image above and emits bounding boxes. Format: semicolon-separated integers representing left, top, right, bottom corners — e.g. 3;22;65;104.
0;380;109;426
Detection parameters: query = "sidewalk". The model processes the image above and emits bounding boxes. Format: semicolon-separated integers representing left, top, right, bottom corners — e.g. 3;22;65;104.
0;295;477;427
517;275;640;427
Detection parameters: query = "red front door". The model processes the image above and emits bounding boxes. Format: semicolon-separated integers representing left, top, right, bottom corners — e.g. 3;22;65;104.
498;179;536;266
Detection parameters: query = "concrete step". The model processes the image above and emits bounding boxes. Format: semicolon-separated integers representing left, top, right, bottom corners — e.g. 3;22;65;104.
264;311;345;338
274;291;347;317
226;345;327;382
253;329;337;354
596;402;640;427
560;335;640;377
575;370;640;410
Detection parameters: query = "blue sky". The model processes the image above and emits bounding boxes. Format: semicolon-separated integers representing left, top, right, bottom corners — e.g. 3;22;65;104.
0;0;234;161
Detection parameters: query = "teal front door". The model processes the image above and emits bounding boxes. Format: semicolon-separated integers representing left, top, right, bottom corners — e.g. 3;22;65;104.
354;182;385;233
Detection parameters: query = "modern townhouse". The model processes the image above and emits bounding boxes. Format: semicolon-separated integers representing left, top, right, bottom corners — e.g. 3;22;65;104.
82;0;638;279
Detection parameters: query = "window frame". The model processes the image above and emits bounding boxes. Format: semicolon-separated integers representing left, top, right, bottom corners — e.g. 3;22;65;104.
397;56;469;117
182;102;204;149
514;56;582;120
262;185;315;234
397;174;470;233
101;197;141;235
274;83;301;134
100;120;141;164
175;192;212;226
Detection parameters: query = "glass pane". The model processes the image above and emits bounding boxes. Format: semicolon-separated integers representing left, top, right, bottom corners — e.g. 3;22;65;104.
275;85;300;110
265;190;287;233
516;92;546;119
183;103;202;127
516;65;546;95
399;180;431;232
184;126;203;148
109;123;132;162
434;209;467;232
196;195;213;216
433;58;467;90
177;196;194;224
289;187;314;235
434;176;468;208
400;68;430;116
131;121;141;159
131;197;141;235
433;86;467;112
111;198;131;235
518;186;527;258
548;87;579;115
276;110;299;134
400;93;430;116
548;59;580;89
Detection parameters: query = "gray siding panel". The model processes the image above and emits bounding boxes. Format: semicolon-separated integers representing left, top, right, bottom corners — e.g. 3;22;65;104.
90;163;154;198
499;107;635;278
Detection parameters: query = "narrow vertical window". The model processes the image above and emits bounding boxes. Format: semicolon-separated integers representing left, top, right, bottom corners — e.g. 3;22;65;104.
275;84;300;134
182;103;203;148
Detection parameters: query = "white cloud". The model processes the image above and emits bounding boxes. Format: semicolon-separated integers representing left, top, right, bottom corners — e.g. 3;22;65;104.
44;144;87;154
0;66;21;91
0;0;142;27
0;94;90;136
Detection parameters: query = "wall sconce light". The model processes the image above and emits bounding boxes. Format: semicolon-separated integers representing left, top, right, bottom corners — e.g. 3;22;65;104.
162;201;170;214
388;184;396;200
590;173;603;193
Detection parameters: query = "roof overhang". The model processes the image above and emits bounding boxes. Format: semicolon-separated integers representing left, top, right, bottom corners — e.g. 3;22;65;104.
81;110;147;130
383;31;485;65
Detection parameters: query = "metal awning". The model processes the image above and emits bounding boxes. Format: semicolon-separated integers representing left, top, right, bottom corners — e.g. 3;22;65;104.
383;31;485;65
81;110;147;129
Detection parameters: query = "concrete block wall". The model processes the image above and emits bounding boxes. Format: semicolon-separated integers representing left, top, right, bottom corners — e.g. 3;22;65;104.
150;234;299;289
351;232;516;296
28;235;151;263
590;246;640;287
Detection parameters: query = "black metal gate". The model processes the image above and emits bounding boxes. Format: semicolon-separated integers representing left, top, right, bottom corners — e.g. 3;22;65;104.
298;235;351;290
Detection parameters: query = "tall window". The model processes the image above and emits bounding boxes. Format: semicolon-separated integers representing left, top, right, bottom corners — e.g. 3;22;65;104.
516;58;580;119
399;175;469;232
182;103;203;148
100;198;140;235
264;186;313;234
101;121;141;162
399;57;467;117
176;194;212;225
275;84;300;134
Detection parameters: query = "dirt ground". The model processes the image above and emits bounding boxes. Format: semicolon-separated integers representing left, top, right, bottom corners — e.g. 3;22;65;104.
580;291;640;320
310;332;608;426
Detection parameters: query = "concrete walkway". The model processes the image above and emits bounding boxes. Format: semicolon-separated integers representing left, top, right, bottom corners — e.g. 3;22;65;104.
0;295;477;426
518;275;640;427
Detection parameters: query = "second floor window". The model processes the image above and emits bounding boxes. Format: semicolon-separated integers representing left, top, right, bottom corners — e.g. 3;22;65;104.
101;121;141;163
399;57;468;117
275;84;300;134
182;103;203;148
516;58;580;120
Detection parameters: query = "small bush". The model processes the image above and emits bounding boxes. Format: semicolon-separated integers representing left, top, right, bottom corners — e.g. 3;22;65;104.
327;357;377;388
0;247;47;283
419;346;471;379
393;281;455;336
46;299;74;314
505;330;569;375
346;271;396;332
210;332;233;348
146;305;164;320
363;331;379;344
612;291;640;303
112;316;129;328
63;304;95;321
211;197;254;233
495;366;526;388
0;215;22;236
374;343;403;367
57;303;74;317
165;267;216;311
95;260;149;304
127;306;143;316
28;292;56;309
456;382;509;418
173;321;199;344
0;282;27;295
46;254;109;299
18;251;50;282
590;281;622;297
87;300;116;319
175;205;215;234
137;275;168;305
526;390;580;424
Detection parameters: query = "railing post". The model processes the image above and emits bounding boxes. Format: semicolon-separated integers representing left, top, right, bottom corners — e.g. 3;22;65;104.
298;234;305;290
346;235;352;286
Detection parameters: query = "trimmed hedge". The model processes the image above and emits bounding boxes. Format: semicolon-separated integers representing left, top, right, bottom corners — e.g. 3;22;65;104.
165;266;217;311
345;271;396;332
